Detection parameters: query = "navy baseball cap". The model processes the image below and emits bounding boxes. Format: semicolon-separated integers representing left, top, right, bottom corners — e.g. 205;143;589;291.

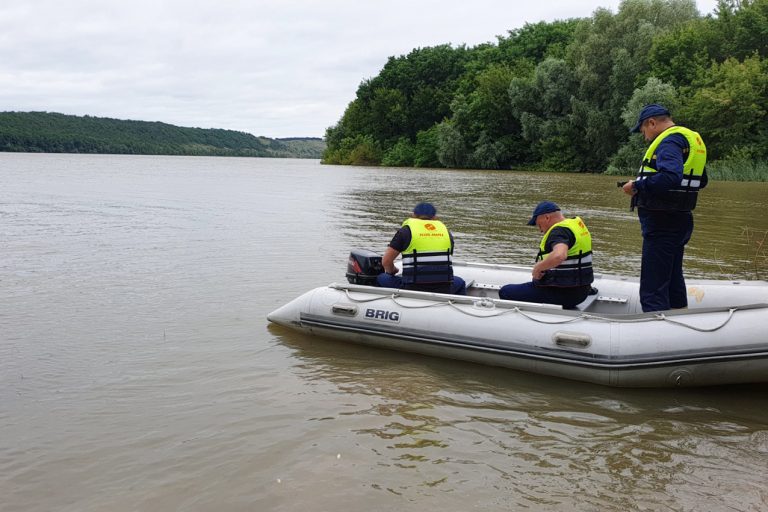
413;202;437;217
527;201;560;226
630;104;670;133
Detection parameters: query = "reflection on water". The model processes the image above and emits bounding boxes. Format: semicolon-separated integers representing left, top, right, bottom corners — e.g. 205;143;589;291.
272;325;768;510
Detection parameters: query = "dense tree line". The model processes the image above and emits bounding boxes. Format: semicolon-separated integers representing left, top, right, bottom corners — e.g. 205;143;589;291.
0;112;325;158
323;0;768;177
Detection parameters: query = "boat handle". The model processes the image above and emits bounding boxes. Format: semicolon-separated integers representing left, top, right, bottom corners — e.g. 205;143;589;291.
553;331;591;347
332;304;358;316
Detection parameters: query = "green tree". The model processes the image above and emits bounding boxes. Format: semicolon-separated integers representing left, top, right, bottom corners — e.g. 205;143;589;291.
715;0;768;59
413;126;442;167
497;19;581;64
451;64;528;168
608;77;680;173
681;55;768;159
381;137;416;167
509;58;583;170
323;45;469;162
566;0;700;168
648;18;724;86
369;88;408;144
436;121;469;168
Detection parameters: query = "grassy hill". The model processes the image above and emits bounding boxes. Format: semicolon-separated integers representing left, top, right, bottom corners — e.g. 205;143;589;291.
0;111;325;158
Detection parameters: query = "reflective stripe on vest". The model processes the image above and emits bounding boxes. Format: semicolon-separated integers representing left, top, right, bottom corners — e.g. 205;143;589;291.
536;217;594;287
401;218;453;285
636;126;707;211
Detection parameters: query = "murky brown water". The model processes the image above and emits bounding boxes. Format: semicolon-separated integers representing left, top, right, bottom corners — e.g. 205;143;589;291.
2;153;767;511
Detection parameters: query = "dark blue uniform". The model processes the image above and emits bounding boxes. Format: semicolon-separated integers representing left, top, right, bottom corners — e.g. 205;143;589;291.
633;134;708;312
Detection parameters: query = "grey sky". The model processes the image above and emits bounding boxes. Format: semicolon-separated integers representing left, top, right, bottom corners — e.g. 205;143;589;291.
0;0;718;138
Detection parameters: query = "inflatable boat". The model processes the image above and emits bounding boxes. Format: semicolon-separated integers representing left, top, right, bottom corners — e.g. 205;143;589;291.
267;250;768;387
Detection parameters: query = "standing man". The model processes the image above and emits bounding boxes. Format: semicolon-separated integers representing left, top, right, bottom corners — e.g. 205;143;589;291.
622;104;707;312
499;201;594;308
377;202;466;295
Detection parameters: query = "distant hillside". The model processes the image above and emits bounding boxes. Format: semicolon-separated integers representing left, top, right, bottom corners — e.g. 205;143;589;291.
0;111;325;158
275;137;327;158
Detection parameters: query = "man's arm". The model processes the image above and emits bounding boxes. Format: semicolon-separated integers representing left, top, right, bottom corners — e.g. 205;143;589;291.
382;247;401;275
383;226;409;274
623;134;688;196
532;243;568;280
637;135;687;194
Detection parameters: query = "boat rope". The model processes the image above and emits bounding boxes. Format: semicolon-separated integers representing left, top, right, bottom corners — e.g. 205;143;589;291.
503;308;738;331
340;289;741;331
342;289;398;303
344;289;521;314
512;308;596;324
644;308;737;332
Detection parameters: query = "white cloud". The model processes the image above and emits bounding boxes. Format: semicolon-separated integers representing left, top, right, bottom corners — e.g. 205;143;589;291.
0;0;719;137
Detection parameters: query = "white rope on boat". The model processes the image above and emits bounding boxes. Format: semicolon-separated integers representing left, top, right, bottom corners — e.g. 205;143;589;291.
342;289;397;303
649;309;737;332
513;308;599;324
344;289;522;316
340;289;742;332
446;302;523;318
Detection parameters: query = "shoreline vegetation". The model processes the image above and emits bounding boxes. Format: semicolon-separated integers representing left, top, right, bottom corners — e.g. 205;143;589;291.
0;112;325;159
321;0;768;182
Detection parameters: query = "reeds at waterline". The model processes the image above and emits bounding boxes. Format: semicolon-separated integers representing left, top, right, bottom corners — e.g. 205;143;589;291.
707;158;768;182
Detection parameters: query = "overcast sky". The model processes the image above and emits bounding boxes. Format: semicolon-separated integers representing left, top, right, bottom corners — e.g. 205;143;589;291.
0;0;719;138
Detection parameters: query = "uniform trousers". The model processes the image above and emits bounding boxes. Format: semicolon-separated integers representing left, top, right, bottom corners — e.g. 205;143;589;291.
376;273;466;295
638;209;694;312
498;282;591;308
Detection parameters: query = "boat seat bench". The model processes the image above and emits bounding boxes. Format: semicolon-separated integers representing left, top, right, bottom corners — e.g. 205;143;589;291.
572;292;599;311
466;281;500;291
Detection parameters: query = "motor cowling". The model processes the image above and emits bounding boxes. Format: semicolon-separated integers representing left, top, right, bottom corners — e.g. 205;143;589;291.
346;249;383;286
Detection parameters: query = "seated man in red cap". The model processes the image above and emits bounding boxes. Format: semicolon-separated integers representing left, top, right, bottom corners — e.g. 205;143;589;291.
499;201;594;308
377;202;466;295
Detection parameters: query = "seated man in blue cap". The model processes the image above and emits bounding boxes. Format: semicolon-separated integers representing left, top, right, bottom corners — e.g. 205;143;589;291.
499;201;594;308
377;202;466;295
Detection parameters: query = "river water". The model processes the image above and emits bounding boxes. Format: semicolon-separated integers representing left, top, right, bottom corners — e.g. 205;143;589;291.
1;153;767;511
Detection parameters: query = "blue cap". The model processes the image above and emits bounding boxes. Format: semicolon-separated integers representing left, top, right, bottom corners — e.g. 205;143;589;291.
413;202;437;218
527;201;560;226
630;104;670;133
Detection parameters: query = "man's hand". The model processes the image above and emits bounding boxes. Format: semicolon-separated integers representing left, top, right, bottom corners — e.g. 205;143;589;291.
622;180;636;196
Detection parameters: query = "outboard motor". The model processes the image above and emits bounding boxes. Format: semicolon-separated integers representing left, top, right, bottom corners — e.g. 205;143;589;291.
346;249;383;286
